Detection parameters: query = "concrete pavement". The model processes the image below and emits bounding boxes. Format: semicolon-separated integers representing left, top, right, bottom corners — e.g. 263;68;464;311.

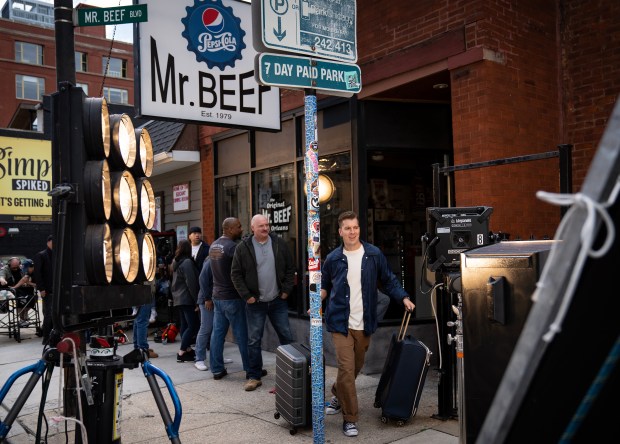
0;323;459;443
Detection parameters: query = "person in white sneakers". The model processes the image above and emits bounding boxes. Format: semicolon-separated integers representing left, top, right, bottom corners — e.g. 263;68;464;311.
321;211;415;437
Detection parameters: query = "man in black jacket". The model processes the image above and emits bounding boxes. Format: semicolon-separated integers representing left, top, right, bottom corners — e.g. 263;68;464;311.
33;235;53;344
231;214;295;391
188;226;209;268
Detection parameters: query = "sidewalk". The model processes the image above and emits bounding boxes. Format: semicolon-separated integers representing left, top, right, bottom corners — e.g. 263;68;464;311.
0;325;459;443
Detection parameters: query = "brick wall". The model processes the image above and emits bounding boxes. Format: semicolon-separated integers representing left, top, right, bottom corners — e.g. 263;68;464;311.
561;0;620;187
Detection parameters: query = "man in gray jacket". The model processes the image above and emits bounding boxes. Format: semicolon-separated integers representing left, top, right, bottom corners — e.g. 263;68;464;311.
231;214;296;391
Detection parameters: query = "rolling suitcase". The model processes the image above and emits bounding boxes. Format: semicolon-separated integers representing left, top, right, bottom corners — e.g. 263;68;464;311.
274;343;312;435
374;311;432;426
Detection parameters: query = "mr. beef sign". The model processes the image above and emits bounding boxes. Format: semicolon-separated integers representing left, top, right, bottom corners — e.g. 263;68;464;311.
136;0;281;131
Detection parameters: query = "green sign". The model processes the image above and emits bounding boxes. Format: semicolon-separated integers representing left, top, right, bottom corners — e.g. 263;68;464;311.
75;4;148;27
256;53;361;96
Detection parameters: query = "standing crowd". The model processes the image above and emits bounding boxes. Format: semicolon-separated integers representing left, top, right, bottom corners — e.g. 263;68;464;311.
1;210;413;439
157;210;414;438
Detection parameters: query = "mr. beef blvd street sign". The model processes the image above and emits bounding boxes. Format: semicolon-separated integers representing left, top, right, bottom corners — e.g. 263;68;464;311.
75;4;148;27
253;0;357;63
256;53;361;96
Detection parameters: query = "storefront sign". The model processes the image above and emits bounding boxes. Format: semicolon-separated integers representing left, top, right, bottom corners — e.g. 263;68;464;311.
172;183;190;213
0;136;52;222
261;198;292;232
136;0;281;131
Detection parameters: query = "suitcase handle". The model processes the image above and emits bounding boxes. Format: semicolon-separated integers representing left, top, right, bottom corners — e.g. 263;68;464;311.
398;311;411;342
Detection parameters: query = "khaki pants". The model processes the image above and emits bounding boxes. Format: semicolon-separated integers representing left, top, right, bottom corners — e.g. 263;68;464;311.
331;329;371;423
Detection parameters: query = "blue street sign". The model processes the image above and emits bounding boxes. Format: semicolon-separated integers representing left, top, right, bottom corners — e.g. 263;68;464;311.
256;53;361;96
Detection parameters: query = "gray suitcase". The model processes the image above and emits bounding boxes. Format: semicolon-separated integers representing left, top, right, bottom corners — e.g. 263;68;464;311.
274;343;312;435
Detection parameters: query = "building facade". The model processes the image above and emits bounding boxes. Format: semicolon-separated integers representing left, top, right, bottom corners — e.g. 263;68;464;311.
0;0;134;130
0;0;135;258
0;0;618;331
195;0;620;325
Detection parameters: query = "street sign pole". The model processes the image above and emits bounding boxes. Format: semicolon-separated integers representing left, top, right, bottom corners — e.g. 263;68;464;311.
304;90;325;444
254;3;359;442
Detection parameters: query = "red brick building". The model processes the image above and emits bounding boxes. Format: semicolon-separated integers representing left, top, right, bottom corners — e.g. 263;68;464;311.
200;0;619;236
0;0;134;129
0;0;618;322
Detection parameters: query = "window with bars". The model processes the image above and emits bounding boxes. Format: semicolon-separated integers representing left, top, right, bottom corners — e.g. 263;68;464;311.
15;74;45;100
15;41;43;65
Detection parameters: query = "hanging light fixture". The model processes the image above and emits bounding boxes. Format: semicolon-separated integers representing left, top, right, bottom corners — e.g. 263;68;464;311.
318;174;335;204
304;174;335;204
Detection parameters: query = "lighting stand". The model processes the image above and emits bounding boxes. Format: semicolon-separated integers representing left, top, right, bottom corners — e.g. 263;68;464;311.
447;293;466;443
432;269;460;421
0;342;182;443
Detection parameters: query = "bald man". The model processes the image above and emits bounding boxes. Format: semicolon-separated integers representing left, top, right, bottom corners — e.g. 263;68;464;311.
231;214;296;391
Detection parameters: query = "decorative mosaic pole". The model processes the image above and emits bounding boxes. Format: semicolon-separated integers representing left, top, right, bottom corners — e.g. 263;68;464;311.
304;91;325;443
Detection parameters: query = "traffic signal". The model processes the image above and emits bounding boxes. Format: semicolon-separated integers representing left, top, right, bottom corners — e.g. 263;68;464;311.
53;85;154;328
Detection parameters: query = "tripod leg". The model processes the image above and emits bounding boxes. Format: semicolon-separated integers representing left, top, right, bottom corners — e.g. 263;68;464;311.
0;360;47;439
35;361;55;443
142;360;182;444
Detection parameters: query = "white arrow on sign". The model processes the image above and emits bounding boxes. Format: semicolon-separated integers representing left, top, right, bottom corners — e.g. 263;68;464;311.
252;0;357;63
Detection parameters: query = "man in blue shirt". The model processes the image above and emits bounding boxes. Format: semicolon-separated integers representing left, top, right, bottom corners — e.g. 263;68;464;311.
321;210;415;437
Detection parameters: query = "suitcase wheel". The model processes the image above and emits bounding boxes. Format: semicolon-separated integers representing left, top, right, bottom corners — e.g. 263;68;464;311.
289;427;297;436
274;412;280;420
396;420;405;427
381;416;388;424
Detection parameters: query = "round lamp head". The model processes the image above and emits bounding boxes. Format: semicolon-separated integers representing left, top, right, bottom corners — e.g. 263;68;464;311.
112;227;139;283
83;97;110;159
136;178;156;229
111;171;138;225
109;114;136;169
137;231;157;282
84;160;112;221
132;128;154;178
84;224;113;284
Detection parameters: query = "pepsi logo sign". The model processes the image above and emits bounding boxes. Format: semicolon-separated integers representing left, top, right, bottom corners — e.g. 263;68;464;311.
181;0;246;70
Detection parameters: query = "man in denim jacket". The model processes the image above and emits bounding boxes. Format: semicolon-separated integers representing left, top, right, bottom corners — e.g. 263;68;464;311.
321;210;415;437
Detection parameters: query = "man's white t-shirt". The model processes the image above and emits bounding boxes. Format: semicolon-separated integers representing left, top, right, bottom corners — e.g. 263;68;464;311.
344;245;365;331
191;244;200;260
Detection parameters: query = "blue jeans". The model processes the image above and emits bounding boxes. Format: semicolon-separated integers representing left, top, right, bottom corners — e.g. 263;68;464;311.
178;304;199;352
246;297;293;380
133;303;152;351
195;303;214;362
210;299;249;375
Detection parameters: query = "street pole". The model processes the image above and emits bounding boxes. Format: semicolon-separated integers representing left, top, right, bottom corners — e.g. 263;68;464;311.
54;0;76;86
304;90;325;444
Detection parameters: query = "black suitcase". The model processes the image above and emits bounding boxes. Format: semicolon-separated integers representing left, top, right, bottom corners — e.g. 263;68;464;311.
274;343;312;435
374;311;432;425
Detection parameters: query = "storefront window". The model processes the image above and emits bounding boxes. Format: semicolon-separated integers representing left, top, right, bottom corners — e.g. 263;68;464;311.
216;174;250;234
297;152;351;314
252;164;298;309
